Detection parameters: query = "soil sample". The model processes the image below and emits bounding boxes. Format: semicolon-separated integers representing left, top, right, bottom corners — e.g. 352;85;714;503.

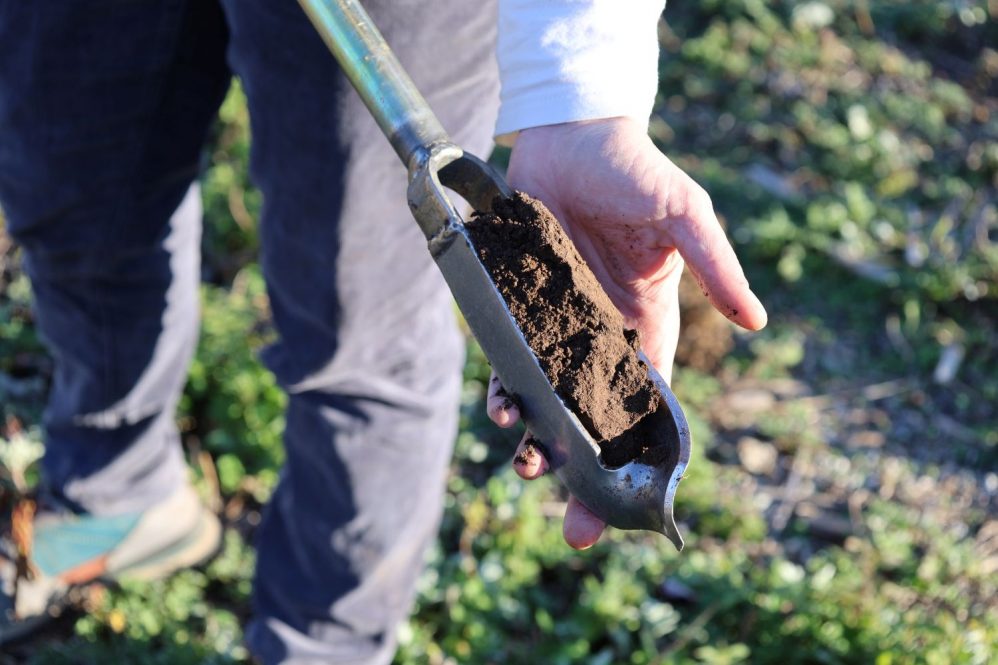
675;267;733;372
466;192;672;468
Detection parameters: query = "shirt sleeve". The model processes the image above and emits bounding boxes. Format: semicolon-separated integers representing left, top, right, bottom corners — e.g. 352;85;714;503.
495;0;666;140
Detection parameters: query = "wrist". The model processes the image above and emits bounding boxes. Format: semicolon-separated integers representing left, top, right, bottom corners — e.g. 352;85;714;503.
512;116;648;165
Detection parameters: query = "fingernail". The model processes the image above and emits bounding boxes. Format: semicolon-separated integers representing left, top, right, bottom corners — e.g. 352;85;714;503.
748;290;768;329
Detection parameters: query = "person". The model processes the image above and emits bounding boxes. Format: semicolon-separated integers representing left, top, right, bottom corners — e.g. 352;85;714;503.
0;0;766;661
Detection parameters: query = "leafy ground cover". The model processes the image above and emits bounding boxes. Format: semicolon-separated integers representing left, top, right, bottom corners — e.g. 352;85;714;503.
1;1;996;663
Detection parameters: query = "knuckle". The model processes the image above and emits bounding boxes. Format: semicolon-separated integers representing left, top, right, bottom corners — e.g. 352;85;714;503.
691;186;714;215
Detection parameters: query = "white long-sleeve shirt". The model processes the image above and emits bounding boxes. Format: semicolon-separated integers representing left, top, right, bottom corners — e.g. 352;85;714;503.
496;0;666;138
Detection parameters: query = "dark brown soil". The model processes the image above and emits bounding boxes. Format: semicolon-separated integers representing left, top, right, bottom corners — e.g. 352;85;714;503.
466;192;670;468
676;268;734;372
512;437;540;467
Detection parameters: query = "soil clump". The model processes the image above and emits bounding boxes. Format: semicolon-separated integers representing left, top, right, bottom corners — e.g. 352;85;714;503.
676;268;734;372
466;192;672;468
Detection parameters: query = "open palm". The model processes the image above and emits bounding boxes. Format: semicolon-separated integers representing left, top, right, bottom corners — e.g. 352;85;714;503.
486;117;767;548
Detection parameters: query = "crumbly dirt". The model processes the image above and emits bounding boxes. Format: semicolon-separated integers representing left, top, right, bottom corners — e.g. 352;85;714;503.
466;192;671;468
512;438;540;467
675;268;734;372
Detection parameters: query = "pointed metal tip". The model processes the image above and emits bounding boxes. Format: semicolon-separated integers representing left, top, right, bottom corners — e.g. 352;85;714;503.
659;516;685;552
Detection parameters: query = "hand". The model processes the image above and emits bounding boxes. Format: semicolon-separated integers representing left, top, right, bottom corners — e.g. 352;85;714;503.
486;117;767;549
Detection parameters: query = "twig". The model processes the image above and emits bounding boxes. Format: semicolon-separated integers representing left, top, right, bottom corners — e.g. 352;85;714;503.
0;226;12;278
770;447;809;533
788;378;917;410
227;185;255;232
656;601;722;660
821;243;899;287
197;450;223;513
854;0;875;36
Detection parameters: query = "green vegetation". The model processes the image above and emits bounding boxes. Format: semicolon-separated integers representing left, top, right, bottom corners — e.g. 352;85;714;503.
1;1;995;663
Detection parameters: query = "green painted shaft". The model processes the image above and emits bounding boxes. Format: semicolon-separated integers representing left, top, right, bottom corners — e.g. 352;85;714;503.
297;0;450;167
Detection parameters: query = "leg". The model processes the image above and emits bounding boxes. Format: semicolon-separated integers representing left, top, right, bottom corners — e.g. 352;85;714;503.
0;1;231;514
221;1;499;662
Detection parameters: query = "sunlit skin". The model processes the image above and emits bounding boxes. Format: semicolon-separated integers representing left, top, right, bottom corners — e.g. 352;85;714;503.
486;117;768;549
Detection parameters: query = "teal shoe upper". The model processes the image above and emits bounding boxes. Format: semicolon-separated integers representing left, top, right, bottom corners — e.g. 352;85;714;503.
32;512;141;577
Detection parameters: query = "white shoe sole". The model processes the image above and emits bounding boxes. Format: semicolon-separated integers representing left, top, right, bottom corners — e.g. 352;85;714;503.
117;507;222;581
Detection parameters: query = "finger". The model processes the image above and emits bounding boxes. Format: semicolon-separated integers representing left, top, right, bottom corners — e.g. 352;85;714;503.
563;495;606;550
660;184;767;332
511;432;548;480
486;371;520;427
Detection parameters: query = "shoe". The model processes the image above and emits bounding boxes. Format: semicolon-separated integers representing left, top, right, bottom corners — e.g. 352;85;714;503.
0;483;221;645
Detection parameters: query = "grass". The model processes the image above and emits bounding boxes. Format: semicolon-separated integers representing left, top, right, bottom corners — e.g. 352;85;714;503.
1;1;996;663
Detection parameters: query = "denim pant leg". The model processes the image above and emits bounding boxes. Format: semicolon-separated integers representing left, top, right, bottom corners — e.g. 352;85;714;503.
221;1;499;663
0;1;231;514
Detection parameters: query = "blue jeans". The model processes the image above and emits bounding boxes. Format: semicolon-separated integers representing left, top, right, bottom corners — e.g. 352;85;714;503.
0;1;498;662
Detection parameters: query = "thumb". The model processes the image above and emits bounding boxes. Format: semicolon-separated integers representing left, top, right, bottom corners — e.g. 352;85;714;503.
627;253;682;384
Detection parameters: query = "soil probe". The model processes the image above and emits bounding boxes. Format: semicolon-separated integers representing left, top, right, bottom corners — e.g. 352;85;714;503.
298;0;691;549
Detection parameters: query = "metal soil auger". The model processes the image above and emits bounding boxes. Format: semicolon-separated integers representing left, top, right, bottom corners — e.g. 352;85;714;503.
298;0;692;549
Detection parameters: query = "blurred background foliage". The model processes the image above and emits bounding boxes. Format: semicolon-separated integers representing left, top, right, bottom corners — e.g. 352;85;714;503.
1;0;996;663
